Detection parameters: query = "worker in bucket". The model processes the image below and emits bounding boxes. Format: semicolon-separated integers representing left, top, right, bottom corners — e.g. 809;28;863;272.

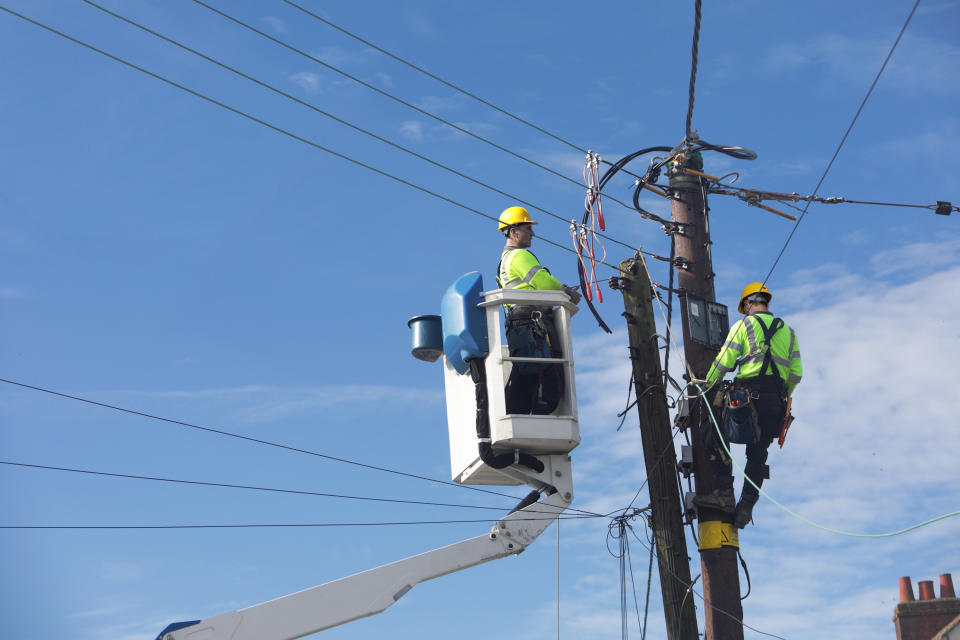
700;282;803;528
496;206;581;415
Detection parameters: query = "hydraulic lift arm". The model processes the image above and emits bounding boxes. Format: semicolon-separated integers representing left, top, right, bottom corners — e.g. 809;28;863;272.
156;456;573;640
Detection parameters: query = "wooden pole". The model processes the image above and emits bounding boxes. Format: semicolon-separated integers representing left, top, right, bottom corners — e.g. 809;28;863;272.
620;256;699;640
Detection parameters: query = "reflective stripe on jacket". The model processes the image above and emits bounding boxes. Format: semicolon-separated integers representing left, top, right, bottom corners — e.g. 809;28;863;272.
497;246;562;291
705;312;803;395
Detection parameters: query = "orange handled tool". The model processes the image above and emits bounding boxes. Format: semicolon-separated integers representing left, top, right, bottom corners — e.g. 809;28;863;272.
778;397;794;448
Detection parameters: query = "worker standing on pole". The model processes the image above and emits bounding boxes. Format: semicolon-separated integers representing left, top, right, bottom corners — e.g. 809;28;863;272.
702;282;803;528
496;206;581;414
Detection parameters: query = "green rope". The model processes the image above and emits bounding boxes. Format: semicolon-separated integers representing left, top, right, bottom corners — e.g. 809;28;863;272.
694;386;959;538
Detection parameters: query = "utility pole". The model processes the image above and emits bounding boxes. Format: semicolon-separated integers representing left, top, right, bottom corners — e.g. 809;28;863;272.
669;152;744;639
619;256;699;640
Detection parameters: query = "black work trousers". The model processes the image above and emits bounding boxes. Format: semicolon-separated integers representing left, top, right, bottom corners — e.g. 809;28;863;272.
504;308;564;415
710;375;787;498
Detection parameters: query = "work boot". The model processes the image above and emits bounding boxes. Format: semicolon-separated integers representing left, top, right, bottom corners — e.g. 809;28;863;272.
734;493;760;529
693;487;735;513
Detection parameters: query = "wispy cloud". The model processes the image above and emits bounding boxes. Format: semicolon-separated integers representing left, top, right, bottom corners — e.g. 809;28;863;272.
289;71;323;94
262;16;286;35
398;120;424;142
764;33;960;95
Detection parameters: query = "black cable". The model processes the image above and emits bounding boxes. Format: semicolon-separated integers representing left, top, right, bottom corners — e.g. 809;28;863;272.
282;0;588;157
739;549;752;601
762;0;920;284
0;5;633;272
0;460;567;516
81;0;644;256
0;514;603;530
577;146;675;333
642;532;654;640
0;378;605;517
685;0;703;138
190;0;644;216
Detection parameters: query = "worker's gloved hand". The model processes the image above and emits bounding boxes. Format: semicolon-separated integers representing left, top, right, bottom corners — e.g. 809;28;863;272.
562;285;582;305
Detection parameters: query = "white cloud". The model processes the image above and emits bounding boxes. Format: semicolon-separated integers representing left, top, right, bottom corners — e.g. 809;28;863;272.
868;233;960;277
415;94;464;114
262;16;286;35
398;120;423;142
289;71;323;94
374;72;394;88
764;33;960;95
406;14;438;38
564;241;960;637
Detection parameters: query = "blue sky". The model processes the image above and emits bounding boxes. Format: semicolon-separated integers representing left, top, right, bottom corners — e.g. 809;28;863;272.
1;1;958;639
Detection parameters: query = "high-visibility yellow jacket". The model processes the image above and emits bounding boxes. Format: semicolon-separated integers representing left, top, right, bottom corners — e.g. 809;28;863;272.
705;312;803;396
497;246;562;291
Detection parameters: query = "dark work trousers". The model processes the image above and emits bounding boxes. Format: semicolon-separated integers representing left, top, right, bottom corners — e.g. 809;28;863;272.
504;309;564;415
708;375;787;497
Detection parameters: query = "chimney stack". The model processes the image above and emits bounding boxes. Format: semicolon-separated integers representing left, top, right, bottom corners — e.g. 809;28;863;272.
893;573;960;640
900;576;916;602
941;574;957;599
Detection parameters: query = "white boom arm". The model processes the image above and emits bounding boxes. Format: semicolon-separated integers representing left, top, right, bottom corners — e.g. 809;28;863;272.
159;455;572;640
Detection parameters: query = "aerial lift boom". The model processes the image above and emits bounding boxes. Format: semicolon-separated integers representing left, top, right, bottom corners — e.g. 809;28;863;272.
157;278;580;640
156;458;572;640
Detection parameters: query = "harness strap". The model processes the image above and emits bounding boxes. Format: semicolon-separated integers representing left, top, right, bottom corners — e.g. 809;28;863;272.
756;316;785;379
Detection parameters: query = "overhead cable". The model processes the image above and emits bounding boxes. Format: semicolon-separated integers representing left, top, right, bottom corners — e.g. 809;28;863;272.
685;0;703;138
0;515;603;530
0;377;599;518
190;0;643;215
282;0;588;157
81;0;643;256
0;6;632;271
694;385;960;538
0;460;567;516
762;0;921;284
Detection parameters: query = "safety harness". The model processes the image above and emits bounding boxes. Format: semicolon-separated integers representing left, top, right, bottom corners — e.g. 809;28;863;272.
719;315;786;444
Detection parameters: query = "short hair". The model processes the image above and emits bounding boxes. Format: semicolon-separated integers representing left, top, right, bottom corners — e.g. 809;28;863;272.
746;292;770;306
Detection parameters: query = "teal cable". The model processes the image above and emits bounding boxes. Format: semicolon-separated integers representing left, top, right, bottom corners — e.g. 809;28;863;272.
693;386;959;538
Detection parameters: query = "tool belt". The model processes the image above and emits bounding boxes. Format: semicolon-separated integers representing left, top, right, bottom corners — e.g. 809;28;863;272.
715;380;761;445
505;306;554;332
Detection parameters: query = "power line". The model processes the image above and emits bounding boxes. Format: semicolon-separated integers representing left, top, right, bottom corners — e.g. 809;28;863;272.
0;377;600;518
190;0;644;215
762;0;921;284
283;0;654;186
80;0;644;257
0;515;603;530
693;385;960;538
282;0;588;157
0;460;565;516
0;5;634;271
685;0;703;138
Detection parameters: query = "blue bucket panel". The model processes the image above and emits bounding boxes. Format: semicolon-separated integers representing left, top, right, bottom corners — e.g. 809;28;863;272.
440;272;489;374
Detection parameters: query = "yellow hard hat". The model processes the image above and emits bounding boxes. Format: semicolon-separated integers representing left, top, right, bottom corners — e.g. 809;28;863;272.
498;206;538;231
738;282;772;313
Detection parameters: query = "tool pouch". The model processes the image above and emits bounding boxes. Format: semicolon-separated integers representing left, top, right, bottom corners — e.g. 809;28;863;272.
721;387;760;444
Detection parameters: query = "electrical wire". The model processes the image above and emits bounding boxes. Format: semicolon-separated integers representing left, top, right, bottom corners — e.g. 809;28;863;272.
80;0;644;257
0;514;604;530
693;385;960;538
0;378;605;518
274;1;654;185
685;0;703;138
0;460;567;516
614;509;789;640
189;0;644;216
762;0;921;284
0;5;634;272
282;0;588;158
